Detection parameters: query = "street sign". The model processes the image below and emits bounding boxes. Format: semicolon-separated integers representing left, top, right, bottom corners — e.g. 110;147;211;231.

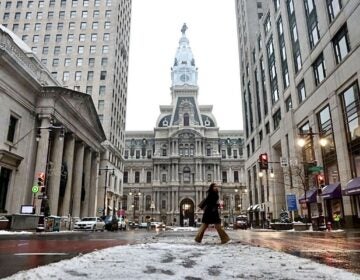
32;185;39;193
280;157;288;167
308;166;324;173
287;194;298;211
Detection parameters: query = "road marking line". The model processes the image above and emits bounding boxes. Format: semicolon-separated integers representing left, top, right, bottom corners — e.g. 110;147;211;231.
14;253;68;256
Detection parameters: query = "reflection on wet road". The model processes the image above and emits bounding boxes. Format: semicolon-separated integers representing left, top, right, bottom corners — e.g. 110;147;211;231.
232;229;360;274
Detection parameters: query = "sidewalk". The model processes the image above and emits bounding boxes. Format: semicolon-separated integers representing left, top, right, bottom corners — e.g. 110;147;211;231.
3;229;359;280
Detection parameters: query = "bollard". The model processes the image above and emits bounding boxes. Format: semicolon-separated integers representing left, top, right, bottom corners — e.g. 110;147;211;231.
327;221;332;231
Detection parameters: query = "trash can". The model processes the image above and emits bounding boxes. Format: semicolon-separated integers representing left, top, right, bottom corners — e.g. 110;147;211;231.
45;216;61;232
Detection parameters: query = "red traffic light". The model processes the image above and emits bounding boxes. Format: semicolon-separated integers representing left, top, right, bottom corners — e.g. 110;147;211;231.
259;153;269;170
37;172;45;186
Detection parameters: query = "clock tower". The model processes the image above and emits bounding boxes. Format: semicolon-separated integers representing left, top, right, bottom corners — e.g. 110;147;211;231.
171;23;198;87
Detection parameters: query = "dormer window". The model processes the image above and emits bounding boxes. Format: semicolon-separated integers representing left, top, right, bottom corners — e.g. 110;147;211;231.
184;113;189;126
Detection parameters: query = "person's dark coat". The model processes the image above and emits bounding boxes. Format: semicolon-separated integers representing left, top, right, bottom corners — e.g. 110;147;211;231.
201;190;221;224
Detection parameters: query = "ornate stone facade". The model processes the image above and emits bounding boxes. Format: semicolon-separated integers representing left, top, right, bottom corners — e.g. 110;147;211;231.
123;26;245;226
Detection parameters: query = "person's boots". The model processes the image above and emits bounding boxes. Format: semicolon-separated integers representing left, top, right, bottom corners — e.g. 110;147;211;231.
215;224;230;244
194;223;208;243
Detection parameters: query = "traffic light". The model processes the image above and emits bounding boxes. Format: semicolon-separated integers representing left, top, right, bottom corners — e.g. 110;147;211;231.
37;172;45;193
317;174;325;187
259;153;269;170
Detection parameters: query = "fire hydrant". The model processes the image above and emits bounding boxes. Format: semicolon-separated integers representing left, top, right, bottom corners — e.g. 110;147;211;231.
327;221;332;231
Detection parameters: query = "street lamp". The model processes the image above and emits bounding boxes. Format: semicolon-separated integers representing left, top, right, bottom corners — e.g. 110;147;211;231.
99;166;115;217
129;189;141;222
297;126;327;227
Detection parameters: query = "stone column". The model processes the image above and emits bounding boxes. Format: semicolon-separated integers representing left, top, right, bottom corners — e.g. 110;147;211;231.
88;152;99;216
34;118;51;215
72;141;84;218
81;147;92;217
48;129;65;216
60;134;75;216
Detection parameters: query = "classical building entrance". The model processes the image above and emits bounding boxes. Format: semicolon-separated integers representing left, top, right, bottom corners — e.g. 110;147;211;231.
180;198;194;226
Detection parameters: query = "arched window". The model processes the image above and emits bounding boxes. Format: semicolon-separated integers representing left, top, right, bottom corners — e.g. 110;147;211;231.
184;113;189;126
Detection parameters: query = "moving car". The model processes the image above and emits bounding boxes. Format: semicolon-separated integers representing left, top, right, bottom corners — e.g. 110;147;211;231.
101;215;119;231
233;215;249;230
74;217;105;231
151;221;165;229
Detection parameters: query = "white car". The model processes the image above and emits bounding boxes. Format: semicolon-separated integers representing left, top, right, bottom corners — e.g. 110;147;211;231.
151;221;165;229
74;217;105;231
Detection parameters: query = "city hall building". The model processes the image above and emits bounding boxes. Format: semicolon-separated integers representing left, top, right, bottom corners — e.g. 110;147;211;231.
236;0;360;228
122;25;245;226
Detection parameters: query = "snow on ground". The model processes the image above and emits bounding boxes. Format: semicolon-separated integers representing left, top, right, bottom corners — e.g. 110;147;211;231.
3;230;359;280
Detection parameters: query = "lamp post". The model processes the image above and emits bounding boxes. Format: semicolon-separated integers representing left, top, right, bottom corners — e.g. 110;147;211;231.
99;166;115;217
297;126;327;227
150;201;155;222
129;189;141;222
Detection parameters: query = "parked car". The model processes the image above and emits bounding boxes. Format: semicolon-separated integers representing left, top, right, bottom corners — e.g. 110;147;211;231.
233;215;249;230
74;217;105;231
118;217;127;230
101;215;119;231
139;222;148;229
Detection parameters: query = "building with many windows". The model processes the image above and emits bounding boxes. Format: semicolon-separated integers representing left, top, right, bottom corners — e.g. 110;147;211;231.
0;0;132;215
122;25;246;226
236;0;360;228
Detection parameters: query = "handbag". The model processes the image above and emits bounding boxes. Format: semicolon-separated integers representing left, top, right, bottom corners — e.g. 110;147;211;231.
198;198;206;209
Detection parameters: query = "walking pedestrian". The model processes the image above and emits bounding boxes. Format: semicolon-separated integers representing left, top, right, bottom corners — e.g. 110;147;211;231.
195;183;230;244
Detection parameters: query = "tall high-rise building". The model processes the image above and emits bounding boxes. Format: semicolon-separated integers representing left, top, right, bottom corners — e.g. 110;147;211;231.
236;0;360;228
0;0;132;214
122;25;245;226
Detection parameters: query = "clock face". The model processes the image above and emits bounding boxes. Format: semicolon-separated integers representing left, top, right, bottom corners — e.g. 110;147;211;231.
180;74;190;82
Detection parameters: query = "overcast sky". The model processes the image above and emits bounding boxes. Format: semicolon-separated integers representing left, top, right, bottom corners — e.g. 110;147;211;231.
126;0;243;131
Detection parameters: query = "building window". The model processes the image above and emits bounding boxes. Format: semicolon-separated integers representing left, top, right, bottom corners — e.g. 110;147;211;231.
99;86;106;96
147;150;152;159
90;46;96;54
327;0;342;22
78;46;84;54
7;115;18;143
86;86;92;95
100;71;107;80
98;100;104;111
264;14;271;36
135;172;140;183
75;71;82;81
222;171;227;183
82;11;88;18
313;53;326;86
79;34;86;41
233;150;238;159
273;109;281;130
52;58;59;67
54;46;60;55
59;11;65;19
64;58;71;66
297;80;306;103
234;171;239;183
86;58;94;67
63;72;70;81
221;150;226;159
104;21;111;29
332;24;350;64
124;150;129;159
76;58;83;66
87;71;94;81
161;174;167;183
123;171;128;183
304;0;320;49
285;96;292;112
80;22;87;29
103;33;110;41
66;46;73;54
146;172;151;183
101;58;108;66
48;12;54;19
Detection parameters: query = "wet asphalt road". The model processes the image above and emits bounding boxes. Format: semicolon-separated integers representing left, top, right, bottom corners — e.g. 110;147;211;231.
0;228;359;278
228;228;360;274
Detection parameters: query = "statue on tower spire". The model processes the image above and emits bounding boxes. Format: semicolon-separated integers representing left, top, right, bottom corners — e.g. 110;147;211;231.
181;23;188;35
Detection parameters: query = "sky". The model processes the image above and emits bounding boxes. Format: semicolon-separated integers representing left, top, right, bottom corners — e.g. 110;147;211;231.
126;0;243;131
2;228;358;280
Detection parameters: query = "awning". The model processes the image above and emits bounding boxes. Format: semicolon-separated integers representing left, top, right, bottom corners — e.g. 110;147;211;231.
253;204;260;211
343;177;360;196
321;183;341;199
298;188;317;204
